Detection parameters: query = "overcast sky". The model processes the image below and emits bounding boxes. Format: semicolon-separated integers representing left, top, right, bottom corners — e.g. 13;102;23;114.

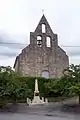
0;0;80;67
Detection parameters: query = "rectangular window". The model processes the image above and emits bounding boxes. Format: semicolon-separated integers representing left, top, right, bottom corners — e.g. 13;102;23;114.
42;24;45;33
46;36;51;47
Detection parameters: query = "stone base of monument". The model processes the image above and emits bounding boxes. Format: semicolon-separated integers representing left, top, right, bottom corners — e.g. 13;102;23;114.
27;97;48;105
31;96;45;105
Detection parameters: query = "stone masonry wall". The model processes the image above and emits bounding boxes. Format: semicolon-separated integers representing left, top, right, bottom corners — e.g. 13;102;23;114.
14;15;69;78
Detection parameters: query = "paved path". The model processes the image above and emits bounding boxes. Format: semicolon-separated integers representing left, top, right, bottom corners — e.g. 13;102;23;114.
0;112;79;120
0;104;80;120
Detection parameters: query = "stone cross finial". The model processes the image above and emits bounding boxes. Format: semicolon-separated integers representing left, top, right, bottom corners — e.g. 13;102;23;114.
42;9;44;15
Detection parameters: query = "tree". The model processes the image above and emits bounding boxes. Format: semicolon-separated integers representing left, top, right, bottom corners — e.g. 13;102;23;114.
0;66;16;107
0;66;30;107
58;64;80;103
43;64;80;103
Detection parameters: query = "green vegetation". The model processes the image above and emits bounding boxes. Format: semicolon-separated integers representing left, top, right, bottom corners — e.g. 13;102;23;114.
0;66;32;107
44;64;80;103
0;64;80;108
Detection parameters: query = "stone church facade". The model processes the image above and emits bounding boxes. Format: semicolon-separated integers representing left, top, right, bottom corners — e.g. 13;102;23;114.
14;15;69;78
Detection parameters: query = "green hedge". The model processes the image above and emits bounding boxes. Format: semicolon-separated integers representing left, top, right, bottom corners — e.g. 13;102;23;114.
17;76;58;99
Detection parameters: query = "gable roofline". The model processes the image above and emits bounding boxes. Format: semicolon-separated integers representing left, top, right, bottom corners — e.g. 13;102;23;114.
34;14;55;34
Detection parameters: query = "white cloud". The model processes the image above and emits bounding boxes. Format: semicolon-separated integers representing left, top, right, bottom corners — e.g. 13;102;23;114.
0;56;15;67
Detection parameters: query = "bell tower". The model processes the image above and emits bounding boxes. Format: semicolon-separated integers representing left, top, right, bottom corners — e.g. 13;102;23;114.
30;14;58;49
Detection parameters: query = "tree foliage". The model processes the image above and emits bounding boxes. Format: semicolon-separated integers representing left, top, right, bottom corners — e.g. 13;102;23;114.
44;64;80;103
1;64;80;107
0;66;31;107
42;64;80;103
63;64;80;97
